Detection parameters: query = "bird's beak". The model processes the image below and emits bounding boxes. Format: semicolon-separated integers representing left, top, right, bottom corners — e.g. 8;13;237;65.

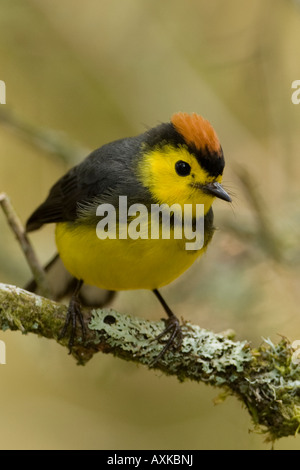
203;182;232;202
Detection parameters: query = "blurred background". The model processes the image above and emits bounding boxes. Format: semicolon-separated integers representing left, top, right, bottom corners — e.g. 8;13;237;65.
0;0;300;450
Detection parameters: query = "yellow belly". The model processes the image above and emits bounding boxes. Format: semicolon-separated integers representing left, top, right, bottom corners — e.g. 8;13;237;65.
55;222;206;291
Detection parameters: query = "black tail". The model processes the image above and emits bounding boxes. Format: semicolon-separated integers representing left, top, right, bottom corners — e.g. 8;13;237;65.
25;253;116;308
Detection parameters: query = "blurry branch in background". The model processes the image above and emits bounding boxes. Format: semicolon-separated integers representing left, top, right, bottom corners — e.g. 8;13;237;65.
0;193;52;299
235;167;283;262
0;108;89;165
0;281;299;443
223;165;284;262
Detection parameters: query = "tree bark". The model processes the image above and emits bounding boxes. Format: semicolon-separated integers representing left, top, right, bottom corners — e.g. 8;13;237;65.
0;282;299;443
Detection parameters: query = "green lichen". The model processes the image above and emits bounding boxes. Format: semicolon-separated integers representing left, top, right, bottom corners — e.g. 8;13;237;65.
1;282;300;442
89;308;165;359
89;308;253;381
242;338;300;441
89;309;300;441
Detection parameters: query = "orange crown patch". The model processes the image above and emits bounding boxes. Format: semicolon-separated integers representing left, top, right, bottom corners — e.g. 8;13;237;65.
171;112;221;153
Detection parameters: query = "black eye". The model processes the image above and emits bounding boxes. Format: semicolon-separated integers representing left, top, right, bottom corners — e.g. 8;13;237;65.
175;160;191;177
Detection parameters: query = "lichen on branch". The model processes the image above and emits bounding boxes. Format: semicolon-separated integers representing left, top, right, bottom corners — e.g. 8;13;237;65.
0;282;299;442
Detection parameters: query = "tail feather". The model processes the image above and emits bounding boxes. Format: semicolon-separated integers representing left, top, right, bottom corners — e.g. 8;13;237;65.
24;253;116;308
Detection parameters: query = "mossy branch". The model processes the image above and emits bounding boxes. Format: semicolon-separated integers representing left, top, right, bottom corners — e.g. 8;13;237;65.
0;281;299;443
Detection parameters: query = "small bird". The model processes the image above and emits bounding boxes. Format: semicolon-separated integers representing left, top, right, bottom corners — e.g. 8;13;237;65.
26;112;231;361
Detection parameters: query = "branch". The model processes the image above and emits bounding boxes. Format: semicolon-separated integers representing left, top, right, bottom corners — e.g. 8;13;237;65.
0;193;53;299
0;108;89;164
0;282;299;442
234;166;283;261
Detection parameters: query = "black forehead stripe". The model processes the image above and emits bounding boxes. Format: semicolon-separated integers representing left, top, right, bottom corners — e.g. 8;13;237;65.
194;146;225;177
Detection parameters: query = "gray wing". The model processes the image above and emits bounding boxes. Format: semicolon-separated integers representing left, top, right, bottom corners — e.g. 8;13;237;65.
26;136;144;232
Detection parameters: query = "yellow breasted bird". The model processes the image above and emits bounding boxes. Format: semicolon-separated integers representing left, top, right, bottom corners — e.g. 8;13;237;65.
26;112;231;361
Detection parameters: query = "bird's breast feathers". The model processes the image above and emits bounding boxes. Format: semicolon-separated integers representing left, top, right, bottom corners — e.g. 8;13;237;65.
55;208;214;291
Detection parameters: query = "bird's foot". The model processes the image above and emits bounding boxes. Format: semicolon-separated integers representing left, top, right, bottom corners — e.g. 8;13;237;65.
59;296;86;352
151;313;183;365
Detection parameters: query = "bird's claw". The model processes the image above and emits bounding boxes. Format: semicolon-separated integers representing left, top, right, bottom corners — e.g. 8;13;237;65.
151;314;183;366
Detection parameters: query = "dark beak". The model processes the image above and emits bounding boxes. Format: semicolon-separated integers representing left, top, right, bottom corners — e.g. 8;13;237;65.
203;182;232;202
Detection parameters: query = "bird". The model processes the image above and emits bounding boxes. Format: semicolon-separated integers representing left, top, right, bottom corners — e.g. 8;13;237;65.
26;112;231;362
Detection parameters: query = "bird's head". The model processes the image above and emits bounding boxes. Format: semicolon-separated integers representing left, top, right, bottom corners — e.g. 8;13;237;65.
137;112;231;214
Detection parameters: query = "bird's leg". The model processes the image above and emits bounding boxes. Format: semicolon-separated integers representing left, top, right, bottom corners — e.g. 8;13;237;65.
152;289;183;363
59;279;85;352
